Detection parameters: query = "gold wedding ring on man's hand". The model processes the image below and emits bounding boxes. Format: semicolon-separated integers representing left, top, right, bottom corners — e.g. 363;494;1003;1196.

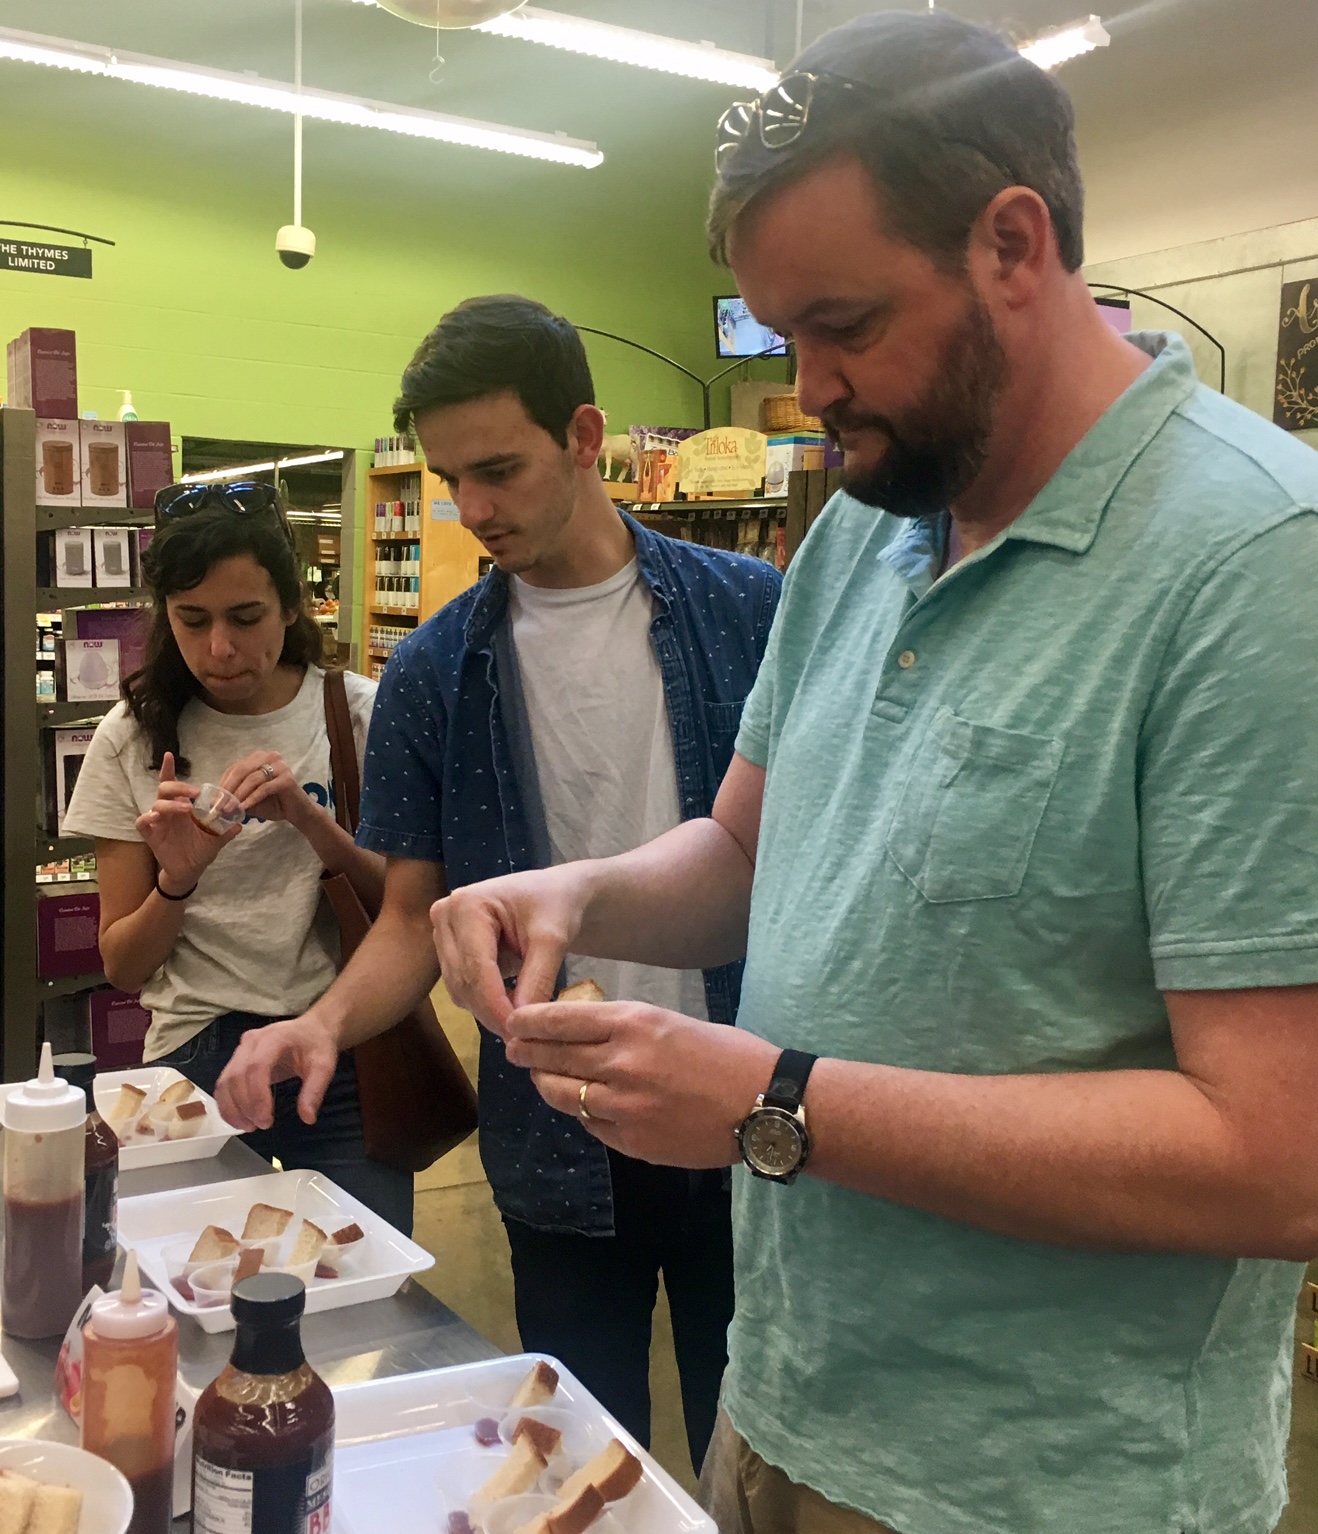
578;1081;594;1121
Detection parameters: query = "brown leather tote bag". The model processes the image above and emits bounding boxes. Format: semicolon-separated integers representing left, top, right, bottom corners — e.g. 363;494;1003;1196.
320;668;477;1175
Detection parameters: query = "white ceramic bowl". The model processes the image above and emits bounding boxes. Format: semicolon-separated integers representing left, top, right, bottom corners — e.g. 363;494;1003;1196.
0;1438;133;1534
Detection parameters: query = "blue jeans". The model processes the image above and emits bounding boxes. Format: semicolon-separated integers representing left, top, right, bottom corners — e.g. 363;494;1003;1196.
154;1010;414;1236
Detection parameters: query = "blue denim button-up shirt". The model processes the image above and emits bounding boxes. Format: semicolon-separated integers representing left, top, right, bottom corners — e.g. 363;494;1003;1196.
357;513;782;1233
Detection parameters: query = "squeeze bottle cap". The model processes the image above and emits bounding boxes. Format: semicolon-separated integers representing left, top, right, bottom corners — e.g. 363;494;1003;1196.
89;1253;170;1341
2;1043;86;1133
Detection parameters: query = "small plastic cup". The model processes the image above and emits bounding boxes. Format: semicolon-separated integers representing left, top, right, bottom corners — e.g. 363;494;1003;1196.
191;783;244;836
477;1494;554;1534
189;1258;238;1308
317;1221;368;1278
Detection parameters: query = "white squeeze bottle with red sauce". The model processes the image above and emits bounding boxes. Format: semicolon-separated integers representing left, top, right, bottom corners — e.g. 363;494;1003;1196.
1;1043;87;1339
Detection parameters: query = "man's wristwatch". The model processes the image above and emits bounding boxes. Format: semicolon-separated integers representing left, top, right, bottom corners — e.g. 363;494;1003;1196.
736;1048;818;1184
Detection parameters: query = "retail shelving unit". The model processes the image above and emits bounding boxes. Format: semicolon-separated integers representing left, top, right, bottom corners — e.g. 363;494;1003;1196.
623;466;844;570
1;407;156;1078
361;461;483;677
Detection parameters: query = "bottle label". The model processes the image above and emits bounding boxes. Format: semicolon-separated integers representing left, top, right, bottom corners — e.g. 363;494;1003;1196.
85;1162;117;1265
194;1450;333;1534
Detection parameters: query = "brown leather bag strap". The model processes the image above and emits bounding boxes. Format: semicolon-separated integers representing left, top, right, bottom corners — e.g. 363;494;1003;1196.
322;669;360;836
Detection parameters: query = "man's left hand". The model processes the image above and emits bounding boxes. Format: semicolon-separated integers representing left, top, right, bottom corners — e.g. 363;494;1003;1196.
503;999;779;1167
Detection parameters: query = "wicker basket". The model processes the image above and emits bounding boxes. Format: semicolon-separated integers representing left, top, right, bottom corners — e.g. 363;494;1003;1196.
761;393;824;434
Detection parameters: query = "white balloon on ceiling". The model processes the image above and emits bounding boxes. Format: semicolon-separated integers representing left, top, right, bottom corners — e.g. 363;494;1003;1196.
373;0;524;25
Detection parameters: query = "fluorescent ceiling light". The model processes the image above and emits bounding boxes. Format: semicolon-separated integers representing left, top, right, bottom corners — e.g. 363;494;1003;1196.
475;6;778;90
0;25;602;167
1018;14;1109;70
181;450;346;483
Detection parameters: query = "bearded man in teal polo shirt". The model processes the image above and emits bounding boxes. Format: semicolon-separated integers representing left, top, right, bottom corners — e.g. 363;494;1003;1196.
433;11;1318;1534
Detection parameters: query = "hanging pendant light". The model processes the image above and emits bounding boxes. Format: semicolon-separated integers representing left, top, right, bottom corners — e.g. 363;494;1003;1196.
372;0;523;26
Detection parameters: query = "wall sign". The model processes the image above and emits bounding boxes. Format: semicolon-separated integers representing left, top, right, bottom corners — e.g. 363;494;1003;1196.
677;427;768;498
430;498;460;521
1274;279;1318;431
0;240;92;279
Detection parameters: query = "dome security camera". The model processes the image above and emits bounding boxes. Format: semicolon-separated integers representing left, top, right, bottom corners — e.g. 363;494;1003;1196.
275;224;316;269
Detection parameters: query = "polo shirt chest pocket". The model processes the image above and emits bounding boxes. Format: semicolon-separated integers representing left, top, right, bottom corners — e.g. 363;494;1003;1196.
886;708;1064;903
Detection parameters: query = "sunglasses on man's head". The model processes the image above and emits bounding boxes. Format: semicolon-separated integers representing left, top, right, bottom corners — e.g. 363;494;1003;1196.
716;72;869;172
154;480;292;541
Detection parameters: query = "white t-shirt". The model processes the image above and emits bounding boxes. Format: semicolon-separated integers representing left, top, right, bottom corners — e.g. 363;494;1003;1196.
509;561;708;1020
64;666;376;1061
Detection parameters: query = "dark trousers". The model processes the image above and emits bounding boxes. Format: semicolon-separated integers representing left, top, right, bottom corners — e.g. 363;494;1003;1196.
155;1010;415;1237
503;1149;734;1476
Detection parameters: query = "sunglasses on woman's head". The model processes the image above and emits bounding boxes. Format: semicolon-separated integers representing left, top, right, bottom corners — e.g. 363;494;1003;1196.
154;480;292;542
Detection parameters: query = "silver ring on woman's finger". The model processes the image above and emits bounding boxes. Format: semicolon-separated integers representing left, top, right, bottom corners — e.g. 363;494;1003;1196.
261;763;277;781
578;1081;593;1121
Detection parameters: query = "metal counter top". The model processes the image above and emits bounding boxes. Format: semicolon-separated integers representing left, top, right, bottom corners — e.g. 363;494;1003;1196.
0;1138;498;1524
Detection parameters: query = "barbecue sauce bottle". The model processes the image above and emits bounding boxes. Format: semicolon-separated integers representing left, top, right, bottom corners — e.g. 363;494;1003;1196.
1;1043;86;1339
52;1052;119;1291
192;1273;333;1534
82;1251;178;1534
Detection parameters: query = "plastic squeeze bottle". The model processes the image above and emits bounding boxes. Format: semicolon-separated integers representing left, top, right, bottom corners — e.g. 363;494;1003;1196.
52;1053;119;1290
1;1042;87;1338
193;1273;334;1534
81;1251;178;1534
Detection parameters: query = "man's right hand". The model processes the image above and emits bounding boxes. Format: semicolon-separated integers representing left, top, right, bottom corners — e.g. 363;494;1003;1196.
215;1014;340;1131
432;867;593;1036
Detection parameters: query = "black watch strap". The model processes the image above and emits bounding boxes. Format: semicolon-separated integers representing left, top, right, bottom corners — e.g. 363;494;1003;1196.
762;1048;818;1113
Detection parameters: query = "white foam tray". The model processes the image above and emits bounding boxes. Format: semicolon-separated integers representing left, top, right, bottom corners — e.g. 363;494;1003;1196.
117;1167;434;1333
331;1354;715;1534
0;1065;237;1171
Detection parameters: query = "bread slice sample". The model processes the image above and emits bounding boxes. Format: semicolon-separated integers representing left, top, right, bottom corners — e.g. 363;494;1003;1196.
234;1245;264;1283
26;1483;83;1534
288;1219;328;1267
557;979;605;1004
509;1359;560;1409
514;1484;606;1534
189;1225;240;1265
512;1415;563;1461
326;1222;365;1248
168;1099;209;1140
0;1469;39;1533
555;1439;643;1505
472;1432;548;1505
242;1204;293;1242
110;1083;147;1122
159;1078;196;1107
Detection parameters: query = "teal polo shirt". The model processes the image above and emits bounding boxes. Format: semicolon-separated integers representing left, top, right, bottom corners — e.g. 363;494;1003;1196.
726;333;1318;1534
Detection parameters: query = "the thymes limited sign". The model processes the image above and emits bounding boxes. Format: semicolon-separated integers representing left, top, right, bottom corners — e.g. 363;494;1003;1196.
0;240;92;278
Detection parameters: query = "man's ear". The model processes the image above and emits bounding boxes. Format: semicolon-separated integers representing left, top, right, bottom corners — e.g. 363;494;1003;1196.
568;404;606;469
970;186;1054;310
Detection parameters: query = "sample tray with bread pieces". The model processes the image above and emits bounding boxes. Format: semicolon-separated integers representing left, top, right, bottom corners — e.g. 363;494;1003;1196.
0;1066;236;1171
331;1354;715;1534
117;1168;434;1333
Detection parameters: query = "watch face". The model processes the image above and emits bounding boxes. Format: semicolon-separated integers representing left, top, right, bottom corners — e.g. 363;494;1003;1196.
742;1107;806;1178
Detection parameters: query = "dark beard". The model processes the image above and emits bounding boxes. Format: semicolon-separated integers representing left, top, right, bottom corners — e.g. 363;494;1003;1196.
823;294;1007;519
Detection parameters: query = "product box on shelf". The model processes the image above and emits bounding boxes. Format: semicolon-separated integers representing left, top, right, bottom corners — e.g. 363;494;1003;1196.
36;884;101;979
34;417;82;506
764;432;827;497
38;526;96;586
7;327;78;418
69;605;149;681
56;638;121;703
92;526;133;587
79;420;128;508
88;989;149;1070
124;421;173;510
134;526;155;582
42;726;98;833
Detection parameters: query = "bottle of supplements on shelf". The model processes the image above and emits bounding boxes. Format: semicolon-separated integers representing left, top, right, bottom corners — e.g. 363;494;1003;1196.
1;1043;87;1339
52;1052;119;1291
81;1251;178;1534
193;1273;334;1534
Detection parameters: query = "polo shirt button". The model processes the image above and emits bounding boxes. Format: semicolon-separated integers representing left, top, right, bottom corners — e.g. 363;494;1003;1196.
898;650;917;670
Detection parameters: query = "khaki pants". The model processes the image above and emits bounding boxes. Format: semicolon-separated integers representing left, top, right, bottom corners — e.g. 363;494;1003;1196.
698;1412;898;1534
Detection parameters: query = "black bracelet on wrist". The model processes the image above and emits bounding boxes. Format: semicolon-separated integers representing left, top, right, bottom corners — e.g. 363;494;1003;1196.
154;872;197;902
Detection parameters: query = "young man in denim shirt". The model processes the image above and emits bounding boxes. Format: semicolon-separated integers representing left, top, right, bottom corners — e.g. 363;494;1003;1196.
217;295;781;1471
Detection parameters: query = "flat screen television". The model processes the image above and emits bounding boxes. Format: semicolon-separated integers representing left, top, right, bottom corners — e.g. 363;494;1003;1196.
714;295;788;358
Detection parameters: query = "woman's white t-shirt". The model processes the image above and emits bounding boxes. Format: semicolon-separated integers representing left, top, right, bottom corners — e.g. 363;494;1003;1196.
64;666;376;1061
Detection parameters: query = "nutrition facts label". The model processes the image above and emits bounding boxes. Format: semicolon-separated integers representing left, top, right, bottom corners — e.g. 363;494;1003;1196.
193;1461;255;1534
